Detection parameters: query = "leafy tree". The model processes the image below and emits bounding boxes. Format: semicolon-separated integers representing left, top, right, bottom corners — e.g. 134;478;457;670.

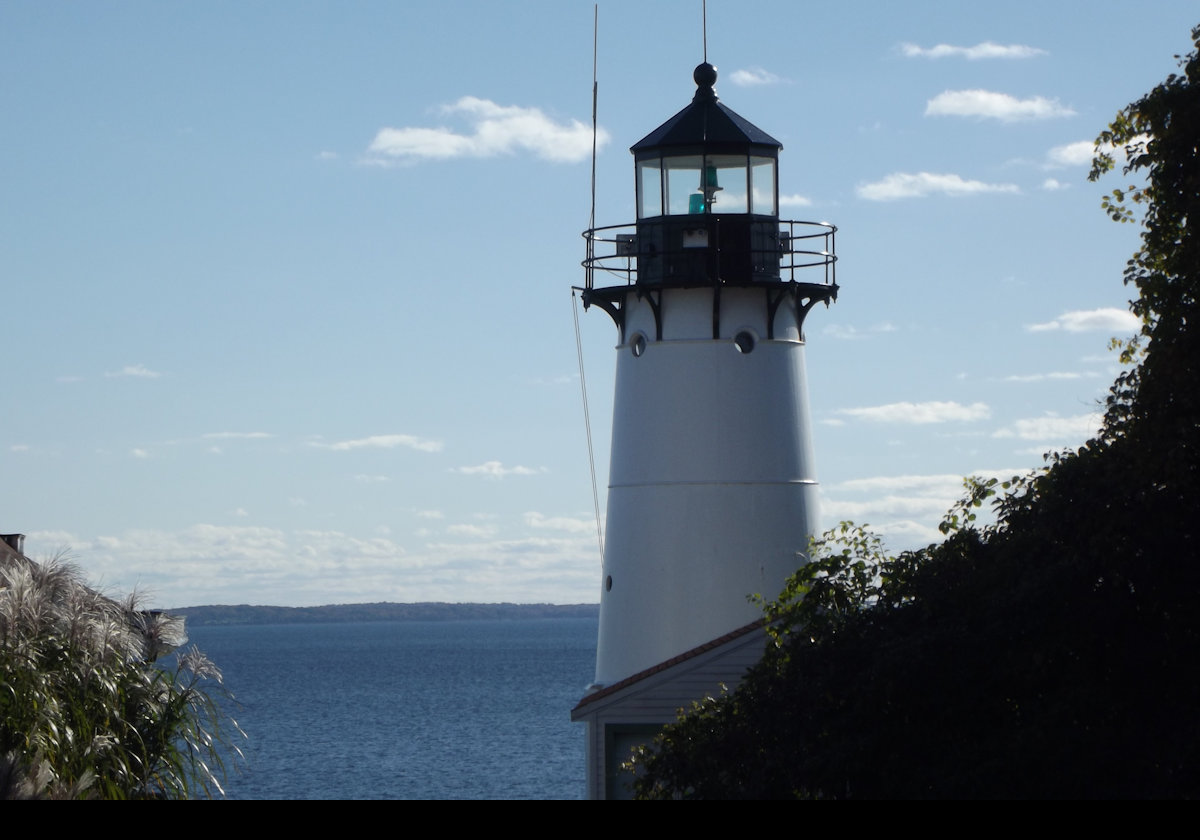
630;24;1200;799
0;551;243;799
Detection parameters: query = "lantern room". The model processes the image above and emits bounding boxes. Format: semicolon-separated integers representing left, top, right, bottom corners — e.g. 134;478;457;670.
631;62;782;287
582;62;836;339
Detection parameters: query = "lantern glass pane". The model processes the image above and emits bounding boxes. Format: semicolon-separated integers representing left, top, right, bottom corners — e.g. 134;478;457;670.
664;155;704;215
751;157;777;216
707;154;749;213
637;159;663;219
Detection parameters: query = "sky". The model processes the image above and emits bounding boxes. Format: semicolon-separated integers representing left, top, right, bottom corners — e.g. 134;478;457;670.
2;1;1196;607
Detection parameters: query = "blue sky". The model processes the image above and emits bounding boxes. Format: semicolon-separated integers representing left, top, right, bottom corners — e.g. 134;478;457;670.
2;1;1195;607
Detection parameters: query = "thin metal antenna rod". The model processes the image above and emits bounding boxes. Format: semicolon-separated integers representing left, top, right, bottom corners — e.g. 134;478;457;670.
702;0;707;63
579;6;604;563
588;4;598;291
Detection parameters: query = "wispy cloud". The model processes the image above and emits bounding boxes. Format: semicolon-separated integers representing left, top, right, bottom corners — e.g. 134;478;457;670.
993;413;1102;442
823;322;897;340
1046;140;1094;166
105;364;161;379
831;473;985;495
26;520;601;607
451;461;545;479
838;401;991;424
354;474;390;483
446;523;497;538
823;469;1027;551
310;434;443;453
1041;178;1069;191
523;512;596;534
900;42;1046;60
1027;308;1139;333
779;193;813;208
926;90;1075;121
202;432;273;440
858;172;1018;201
730;67;782;86
1003;371;1098;383
1047;135;1148;169
840;400;988;427
130;448;149;459
366;97;606;165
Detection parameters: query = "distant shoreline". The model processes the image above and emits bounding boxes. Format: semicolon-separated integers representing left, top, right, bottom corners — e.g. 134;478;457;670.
171;602;599;627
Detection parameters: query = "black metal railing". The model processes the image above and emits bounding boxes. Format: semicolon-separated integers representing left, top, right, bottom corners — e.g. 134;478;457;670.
582;219;836;291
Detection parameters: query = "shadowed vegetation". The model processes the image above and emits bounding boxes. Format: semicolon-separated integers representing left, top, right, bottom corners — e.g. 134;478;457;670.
630;24;1200;799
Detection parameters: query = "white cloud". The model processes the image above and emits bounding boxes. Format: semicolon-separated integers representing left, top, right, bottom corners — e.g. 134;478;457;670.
1041;178;1068;191
231;508;249;518
130;448;149;459
22;521;601;607
858;172;1019;201
831;473;977;495
1027;308;1139;333
523;512;597;534
899;42;1046;60
838;401;991;424
446;523;497;538
354;474;390;483
105;364;161;379
452;461;545;479
926;89;1075;121
202;432;273;440
1048;136;1148;169
730;67;782;86
415;510;444;520
1047;140;1094;166
366;96;607;165
315;150;338;160
822;469;1036;551
1003;371;1098;383
993;413;1102;442
778;193;813;208
823;322;897;340
10;444;30;452
311;433;443;453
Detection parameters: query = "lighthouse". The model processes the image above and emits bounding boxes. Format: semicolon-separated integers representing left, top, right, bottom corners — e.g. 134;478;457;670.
571;62;837;798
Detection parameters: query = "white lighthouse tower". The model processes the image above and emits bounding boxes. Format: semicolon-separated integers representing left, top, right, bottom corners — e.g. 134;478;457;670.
571;62;837;798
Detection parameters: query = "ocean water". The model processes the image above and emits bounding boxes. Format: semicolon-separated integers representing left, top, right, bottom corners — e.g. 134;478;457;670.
184;618;597;800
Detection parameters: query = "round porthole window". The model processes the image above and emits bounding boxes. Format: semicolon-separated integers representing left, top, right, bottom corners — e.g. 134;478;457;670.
631;333;647;357
734;331;756;354
605;575;613;592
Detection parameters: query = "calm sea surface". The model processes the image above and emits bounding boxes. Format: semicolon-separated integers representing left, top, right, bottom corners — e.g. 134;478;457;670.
184;618;598;800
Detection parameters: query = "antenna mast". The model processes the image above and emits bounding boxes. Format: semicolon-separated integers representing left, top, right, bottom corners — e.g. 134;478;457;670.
588;4;599;292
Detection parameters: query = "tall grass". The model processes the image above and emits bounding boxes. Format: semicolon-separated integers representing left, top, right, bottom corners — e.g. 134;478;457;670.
1;551;243;799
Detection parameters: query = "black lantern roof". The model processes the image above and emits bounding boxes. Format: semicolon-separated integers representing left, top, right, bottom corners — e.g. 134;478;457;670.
630;63;782;157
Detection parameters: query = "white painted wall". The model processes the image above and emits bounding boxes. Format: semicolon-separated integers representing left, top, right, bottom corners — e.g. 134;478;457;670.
593;287;820;686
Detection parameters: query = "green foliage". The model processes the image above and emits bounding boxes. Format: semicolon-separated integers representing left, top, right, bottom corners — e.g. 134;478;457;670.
630;25;1200;799
1090;24;1200;433
0;552;243;799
